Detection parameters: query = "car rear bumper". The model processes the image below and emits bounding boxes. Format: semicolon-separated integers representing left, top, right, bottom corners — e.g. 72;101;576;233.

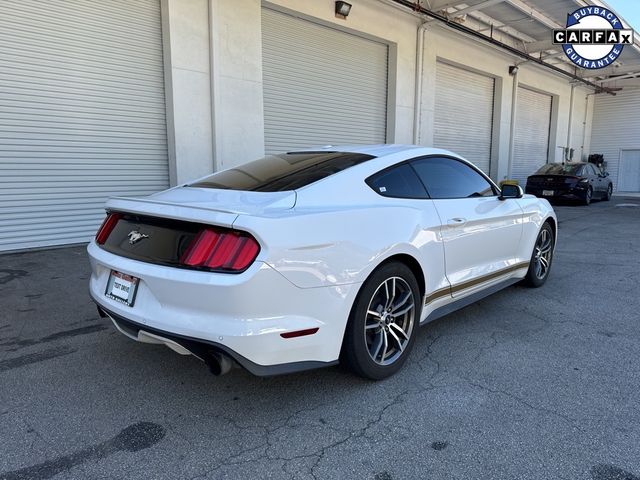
87;241;359;373
96;305;338;376
525;186;588;201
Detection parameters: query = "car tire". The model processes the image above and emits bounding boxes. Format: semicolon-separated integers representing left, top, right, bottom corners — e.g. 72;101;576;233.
583;187;592;205
603;183;612;201
523;222;555;288
342;262;421;380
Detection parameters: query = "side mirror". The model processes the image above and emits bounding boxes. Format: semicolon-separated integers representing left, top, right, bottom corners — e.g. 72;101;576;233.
499;184;523;200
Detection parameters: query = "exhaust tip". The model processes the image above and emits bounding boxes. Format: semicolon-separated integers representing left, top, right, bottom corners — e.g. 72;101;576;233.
206;351;234;376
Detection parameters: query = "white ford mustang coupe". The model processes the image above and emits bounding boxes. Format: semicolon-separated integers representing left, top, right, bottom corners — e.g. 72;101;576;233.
88;145;556;379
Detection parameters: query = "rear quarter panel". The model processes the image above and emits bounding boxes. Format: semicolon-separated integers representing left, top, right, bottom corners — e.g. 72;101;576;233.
233;203;441;290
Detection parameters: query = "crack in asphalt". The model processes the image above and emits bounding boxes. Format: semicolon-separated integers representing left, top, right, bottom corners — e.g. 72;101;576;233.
182;333;453;480
461;378;585;433
183;368;446;479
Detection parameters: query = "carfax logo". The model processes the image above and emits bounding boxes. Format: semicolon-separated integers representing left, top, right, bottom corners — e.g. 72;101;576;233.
553;7;634;69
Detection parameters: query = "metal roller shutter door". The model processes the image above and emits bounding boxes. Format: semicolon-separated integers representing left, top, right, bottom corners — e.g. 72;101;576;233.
434;62;494;175
512;87;552;185
590;88;640;191
261;8;388;154
619;150;640;192
0;0;169;252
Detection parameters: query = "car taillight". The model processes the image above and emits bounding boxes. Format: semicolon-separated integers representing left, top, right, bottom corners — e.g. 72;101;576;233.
95;212;121;245
180;228;260;272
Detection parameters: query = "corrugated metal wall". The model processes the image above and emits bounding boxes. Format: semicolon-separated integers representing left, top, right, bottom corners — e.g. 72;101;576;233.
591;86;640;191
434;62;495;175
261;7;388;154
0;0;169;252
512;87;552;185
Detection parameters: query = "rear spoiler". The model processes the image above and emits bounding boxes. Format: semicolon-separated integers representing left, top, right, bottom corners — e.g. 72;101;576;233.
106;197;239;229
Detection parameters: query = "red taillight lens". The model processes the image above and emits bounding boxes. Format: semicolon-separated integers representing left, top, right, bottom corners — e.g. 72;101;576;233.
95;212;121;245
180;228;260;272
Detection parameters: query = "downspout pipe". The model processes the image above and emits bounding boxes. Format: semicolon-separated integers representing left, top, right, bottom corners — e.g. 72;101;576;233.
413;21;429;144
580;92;594;162
388;0;615;95
566;83;576;161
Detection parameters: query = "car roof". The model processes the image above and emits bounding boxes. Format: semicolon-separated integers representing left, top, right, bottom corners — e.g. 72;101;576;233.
287;144;454;158
548;162;587;166
289;144;501;207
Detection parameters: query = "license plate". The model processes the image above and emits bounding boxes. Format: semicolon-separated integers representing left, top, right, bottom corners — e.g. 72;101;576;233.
105;270;139;307
542;190;554;196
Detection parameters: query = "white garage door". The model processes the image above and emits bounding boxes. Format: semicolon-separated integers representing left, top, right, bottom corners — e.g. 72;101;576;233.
434;62;495;175
0;0;169;252
512;87;552;185
261;8;388;154
619;150;640;192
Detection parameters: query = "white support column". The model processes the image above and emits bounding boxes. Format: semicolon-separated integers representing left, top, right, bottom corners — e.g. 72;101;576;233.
493;70;512;182
209;0;265;171
417;26;437;147
161;0;214;185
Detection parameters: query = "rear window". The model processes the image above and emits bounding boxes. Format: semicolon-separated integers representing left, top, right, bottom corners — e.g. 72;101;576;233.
190;152;375;192
366;163;428;199
535;163;584;175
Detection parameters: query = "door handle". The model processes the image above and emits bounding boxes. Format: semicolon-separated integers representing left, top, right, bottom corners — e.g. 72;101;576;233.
447;217;467;226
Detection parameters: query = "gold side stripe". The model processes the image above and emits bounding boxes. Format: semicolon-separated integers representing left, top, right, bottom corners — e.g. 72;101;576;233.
424;287;451;305
424;261;529;306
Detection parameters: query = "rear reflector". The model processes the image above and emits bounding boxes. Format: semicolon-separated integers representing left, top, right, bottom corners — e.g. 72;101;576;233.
280;328;319;339
180;228;260;272
95;212;121;245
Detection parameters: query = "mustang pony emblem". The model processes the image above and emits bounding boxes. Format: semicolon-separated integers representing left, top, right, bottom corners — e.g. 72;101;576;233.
127;230;149;245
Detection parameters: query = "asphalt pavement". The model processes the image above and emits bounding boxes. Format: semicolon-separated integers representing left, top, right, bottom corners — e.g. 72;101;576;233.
1;197;640;480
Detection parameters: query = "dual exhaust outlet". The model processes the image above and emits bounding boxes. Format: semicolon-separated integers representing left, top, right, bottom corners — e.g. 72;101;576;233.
205;351;235;376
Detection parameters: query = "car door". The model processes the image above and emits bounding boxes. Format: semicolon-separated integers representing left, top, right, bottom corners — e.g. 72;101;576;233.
583;164;598;195
410;156;524;297
592;164;606;196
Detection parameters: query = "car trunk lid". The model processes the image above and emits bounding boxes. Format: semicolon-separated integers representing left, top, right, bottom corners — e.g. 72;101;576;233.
105;187;296;227
97;188;295;272
527;175;579;188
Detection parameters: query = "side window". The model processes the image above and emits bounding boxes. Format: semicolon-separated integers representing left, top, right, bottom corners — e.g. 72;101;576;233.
410;157;497;199
366;163;428;199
